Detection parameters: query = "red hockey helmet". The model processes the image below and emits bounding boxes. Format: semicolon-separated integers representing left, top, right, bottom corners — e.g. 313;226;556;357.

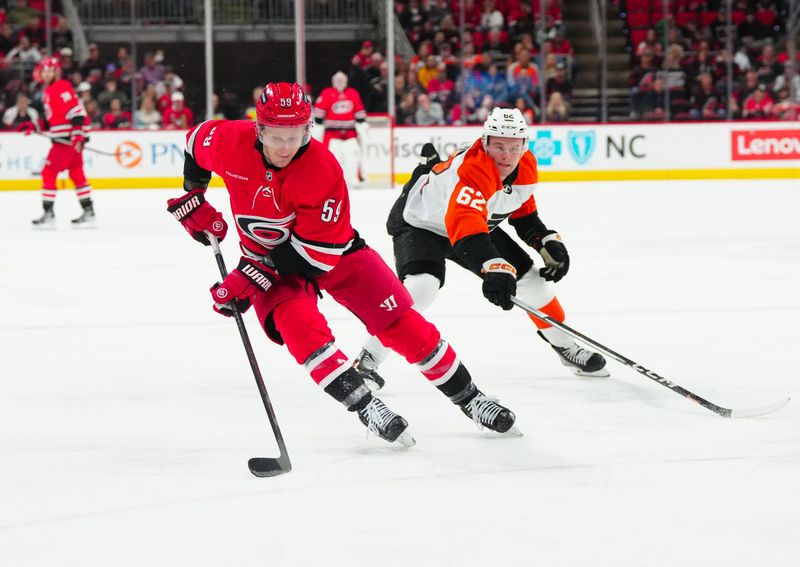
34;56;61;83
39;56;62;71
256;82;312;128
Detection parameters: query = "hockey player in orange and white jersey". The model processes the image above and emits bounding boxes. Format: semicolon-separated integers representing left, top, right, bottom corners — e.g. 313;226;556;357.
353;107;609;390
312;71;369;189
30;56;95;229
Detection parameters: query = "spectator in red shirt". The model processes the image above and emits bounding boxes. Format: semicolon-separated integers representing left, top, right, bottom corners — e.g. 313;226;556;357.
742;83;774;119
549;28;573;57
162;91;194;129
102;98;132;129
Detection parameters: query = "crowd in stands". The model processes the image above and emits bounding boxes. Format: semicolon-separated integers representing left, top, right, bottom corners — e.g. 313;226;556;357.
623;0;799;120
339;0;575;125
2;0;797;131
1;1;195;132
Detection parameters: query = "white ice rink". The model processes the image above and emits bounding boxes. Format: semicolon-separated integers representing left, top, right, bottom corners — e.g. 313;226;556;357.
1;180;798;566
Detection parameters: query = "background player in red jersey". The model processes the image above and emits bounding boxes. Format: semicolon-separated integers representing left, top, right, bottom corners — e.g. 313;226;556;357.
31;57;95;229
311;71;369;189
353;108;609;390
167;83;518;445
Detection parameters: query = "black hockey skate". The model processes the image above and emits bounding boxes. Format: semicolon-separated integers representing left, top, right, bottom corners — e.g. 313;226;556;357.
71;207;96;228
357;397;415;447
31;209;55;229
539;331;610;377
459;392;520;435
352;349;386;392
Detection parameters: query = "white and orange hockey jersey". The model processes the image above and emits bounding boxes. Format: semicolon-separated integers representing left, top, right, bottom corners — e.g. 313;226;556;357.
402;139;539;244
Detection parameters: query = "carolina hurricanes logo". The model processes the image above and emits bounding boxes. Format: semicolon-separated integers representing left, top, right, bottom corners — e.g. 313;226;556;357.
236;214;295;248
332;100;355;114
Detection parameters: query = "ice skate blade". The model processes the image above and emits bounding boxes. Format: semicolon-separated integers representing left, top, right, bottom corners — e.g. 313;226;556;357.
71;221;97;230
363;377;383;392
32;224;56;231
566;365;611;378
394;429;416;448
482;425;523;437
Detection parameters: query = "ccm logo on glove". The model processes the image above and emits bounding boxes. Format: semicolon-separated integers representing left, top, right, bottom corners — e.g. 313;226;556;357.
481;257;517;311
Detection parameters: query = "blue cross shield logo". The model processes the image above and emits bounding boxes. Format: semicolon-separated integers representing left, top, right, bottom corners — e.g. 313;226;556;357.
529;131;562;166
567;130;596;165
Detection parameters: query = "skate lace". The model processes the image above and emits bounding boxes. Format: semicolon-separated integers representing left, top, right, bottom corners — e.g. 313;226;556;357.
464;395;503;430
563;344;593;365
361;399;395;436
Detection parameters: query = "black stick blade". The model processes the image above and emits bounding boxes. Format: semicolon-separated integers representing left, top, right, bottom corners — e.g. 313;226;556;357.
248;456;292;477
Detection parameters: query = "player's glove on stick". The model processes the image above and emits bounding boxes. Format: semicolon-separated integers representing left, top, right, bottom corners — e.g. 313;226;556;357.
167;188;228;246
210;257;278;317
532;231;570;282
71;133;86;152
482;258;517;311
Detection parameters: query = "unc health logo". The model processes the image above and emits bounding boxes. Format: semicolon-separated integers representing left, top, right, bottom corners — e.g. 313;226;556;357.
567;130;596;165
529;131;562;166
115;141;142;168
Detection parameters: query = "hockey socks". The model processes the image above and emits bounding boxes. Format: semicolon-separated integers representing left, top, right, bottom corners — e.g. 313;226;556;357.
304;343;414;446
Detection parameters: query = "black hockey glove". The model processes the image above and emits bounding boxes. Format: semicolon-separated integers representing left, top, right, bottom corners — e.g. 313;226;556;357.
481;258;517;311
532;231;570;283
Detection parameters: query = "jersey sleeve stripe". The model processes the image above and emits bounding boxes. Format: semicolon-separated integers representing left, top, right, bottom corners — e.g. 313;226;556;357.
289;240;339;272
186;120;212;158
64;105;86;120
291;232;354;251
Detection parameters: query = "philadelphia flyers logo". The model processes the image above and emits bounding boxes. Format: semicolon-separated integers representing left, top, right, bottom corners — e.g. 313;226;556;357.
236;214;296;248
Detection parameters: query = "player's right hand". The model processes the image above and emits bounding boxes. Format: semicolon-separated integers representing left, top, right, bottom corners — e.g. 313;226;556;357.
210;257;278;317
166;188;228;246
481;258;517;311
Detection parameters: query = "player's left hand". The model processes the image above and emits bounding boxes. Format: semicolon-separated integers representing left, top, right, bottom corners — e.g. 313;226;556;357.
210;257;278;317
533;231;570;282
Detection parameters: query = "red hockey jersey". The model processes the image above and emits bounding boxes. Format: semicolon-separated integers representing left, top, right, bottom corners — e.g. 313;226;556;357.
186;119;357;271
313;86;366;140
43;78;89;141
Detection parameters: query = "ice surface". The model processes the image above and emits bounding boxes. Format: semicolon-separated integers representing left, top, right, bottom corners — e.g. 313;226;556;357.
1;180;798;566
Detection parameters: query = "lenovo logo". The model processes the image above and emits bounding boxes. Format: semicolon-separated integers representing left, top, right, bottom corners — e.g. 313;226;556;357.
731;129;800;161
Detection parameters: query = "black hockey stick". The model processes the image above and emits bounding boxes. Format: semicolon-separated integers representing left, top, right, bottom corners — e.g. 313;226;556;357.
32;130;124;157
510;296;789;418
208;234;292;477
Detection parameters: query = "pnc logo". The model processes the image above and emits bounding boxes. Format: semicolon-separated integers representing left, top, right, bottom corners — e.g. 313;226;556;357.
115;141;143;168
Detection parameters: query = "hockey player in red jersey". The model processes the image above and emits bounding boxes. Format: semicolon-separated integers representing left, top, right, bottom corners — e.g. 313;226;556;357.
167;83;518;445
31;56;95;229
353;107;609;390
311;71;369;189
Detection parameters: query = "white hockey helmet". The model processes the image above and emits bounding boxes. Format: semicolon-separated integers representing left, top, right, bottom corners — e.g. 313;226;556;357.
332;71;348;92
482;107;529;146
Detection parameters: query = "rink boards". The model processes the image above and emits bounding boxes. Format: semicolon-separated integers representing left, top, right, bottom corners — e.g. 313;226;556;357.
1;120;798;190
